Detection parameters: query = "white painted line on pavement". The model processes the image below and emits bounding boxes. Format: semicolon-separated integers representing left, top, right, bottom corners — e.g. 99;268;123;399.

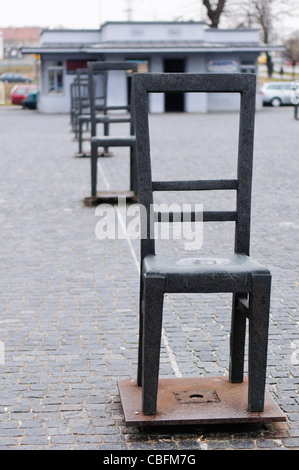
97;162;182;378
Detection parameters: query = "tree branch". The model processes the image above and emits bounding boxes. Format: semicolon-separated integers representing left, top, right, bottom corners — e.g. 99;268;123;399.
203;0;226;28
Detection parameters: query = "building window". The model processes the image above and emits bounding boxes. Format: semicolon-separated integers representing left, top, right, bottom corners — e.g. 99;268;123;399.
47;61;64;93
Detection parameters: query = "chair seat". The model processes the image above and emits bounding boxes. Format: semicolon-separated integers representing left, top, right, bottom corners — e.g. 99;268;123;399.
78;115;130;123
142;253;270;293
91;136;136;147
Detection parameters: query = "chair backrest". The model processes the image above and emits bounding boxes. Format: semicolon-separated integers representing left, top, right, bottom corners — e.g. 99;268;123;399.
75;68;95;114
131;72;257;260
70;77;81;110
70;81;77;119
87;61;139;136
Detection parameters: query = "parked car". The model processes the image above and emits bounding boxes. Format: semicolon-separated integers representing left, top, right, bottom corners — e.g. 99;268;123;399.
22;90;39;109
10;84;37;105
0;72;32;83
260;81;298;107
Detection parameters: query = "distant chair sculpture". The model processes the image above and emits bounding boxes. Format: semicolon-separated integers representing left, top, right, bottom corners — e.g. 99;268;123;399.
70;80;77;132
74;62;137;158
75;68;108;155
132;72;272;416
84;61;138;205
71;70;91;140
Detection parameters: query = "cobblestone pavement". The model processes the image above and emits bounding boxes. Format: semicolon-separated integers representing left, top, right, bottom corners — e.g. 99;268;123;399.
0;105;298;450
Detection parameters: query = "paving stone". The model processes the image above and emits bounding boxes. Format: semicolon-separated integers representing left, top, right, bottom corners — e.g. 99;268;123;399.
0;106;298;450
49;435;76;445
229;439;256;449
21;436;50;446
204;440;231;450
256;438;283;449
282;437;299;448
153;440;179;450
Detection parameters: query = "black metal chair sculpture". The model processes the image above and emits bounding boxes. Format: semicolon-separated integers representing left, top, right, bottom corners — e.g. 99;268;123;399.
77;68;123;155
132;72;272;416
72;70;91;140
70;80;77;132
72;68;127;156
75;68;110;155
84;61;138;204
70;76;83;134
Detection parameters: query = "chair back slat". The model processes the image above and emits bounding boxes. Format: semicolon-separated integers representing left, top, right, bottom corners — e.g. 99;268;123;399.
154;211;237;223
152;179;238;191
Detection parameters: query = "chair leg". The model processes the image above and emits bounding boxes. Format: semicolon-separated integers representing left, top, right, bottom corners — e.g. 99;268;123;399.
103;121;109;154
78;121;83;154
91;141;98;197
130;146;137;194
137;273;144;387
248;273;271;412
229;293;247;383
74;114;78;139
142;275;165;415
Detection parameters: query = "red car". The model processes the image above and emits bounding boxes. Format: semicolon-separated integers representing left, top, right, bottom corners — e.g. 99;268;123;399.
10;84;37;105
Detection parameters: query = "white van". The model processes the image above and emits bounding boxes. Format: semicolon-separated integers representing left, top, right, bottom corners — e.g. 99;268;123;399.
260;81;298;107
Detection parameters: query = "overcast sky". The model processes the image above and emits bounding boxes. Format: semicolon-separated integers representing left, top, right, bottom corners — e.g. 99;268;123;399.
0;0;204;28
0;0;298;39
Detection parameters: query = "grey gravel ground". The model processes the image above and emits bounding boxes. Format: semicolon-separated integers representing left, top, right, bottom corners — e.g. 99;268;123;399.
0;104;298;450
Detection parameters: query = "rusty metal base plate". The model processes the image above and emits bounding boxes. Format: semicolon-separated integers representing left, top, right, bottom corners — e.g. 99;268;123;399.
74;151;114;158
118;376;286;426
73;152;91;158
99;151;114;158
84;190;138;206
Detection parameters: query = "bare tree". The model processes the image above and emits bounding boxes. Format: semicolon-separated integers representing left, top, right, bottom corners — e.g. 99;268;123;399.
202;1;299;76
202;0;226;28
221;0;298;77
284;32;299;79
202;1;275;75
251;1;274;76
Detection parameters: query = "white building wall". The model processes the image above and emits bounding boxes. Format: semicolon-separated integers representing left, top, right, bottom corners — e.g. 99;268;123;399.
39;93;70;113
39;58;76;113
185;55;208;113
148;56;164;113
205;29;260;44
106;69;128;108
101;22;205;42
101;54;130;108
